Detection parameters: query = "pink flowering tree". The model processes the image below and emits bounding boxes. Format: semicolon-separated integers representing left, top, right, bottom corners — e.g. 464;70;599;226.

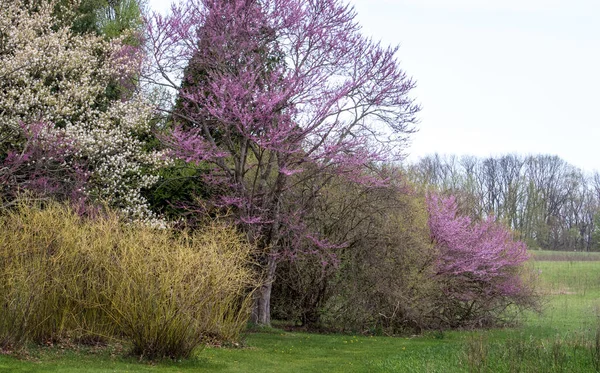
146;0;419;324
0;121;89;209
426;194;538;327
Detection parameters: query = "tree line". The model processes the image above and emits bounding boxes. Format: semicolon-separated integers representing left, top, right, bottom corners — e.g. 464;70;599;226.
409;154;600;251
0;0;540;353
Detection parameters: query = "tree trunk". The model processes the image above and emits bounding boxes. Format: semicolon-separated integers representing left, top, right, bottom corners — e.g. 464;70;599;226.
251;254;277;326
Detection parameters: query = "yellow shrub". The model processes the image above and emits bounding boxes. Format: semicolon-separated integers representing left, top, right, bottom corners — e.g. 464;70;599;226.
0;200;256;358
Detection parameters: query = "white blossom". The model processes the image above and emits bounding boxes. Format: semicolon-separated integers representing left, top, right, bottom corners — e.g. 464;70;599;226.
0;0;170;225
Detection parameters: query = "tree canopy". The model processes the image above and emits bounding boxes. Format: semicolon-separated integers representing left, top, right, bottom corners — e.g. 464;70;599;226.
146;0;419;324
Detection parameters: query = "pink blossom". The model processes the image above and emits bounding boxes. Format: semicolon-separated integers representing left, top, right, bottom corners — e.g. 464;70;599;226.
427;193;529;304
146;0;419;324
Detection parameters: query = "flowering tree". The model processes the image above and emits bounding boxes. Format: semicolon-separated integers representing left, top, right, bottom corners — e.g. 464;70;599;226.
146;0;419;324
0;121;89;208
426;194;537;327
0;0;165;223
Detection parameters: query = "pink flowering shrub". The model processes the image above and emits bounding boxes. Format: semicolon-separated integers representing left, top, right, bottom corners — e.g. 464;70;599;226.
427;194;539;328
0;122;89;209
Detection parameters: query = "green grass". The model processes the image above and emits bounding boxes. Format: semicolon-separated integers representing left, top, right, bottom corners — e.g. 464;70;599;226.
0;332;469;372
529;259;600;333
1;251;600;372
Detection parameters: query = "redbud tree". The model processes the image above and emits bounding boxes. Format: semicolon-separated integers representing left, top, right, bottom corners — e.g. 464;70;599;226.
146;0;419;324
426;194;538;327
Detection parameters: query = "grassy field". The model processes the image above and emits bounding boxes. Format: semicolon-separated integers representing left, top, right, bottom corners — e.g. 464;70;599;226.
1;251;600;372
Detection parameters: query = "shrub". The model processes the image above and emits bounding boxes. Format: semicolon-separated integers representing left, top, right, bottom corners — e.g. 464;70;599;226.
426;193;540;328
272;179;438;334
272;183;539;334
101;223;256;358
317;191;438;334
0;200;256;358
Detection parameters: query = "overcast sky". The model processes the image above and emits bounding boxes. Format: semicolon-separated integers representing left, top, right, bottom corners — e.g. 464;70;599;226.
352;0;600;172
148;0;600;172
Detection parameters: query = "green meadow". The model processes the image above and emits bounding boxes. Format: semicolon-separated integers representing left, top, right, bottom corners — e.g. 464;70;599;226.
1;251;600;372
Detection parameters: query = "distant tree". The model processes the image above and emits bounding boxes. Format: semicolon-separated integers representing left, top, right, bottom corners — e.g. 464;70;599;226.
410;154;600;251
146;0;419;324
49;0;146;38
591;213;600;251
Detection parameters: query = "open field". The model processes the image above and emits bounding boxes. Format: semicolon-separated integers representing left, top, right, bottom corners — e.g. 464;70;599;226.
1;252;600;372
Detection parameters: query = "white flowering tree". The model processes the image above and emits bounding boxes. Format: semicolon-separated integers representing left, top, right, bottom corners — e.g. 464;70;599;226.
0;0;166;223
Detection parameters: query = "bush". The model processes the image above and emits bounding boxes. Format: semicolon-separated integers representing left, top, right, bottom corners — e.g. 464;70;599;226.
0;200;256;358
426;194;540;328
272;179;438;334
272;180;539;334
318;192;438;334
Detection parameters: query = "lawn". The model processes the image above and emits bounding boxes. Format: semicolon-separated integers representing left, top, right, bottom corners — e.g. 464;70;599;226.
1;252;600;372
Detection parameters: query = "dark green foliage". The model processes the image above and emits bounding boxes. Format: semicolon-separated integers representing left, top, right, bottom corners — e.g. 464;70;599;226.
171;14;285;136
142;160;219;223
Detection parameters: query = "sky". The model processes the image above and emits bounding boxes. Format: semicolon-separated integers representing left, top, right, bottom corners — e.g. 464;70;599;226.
148;0;600;172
